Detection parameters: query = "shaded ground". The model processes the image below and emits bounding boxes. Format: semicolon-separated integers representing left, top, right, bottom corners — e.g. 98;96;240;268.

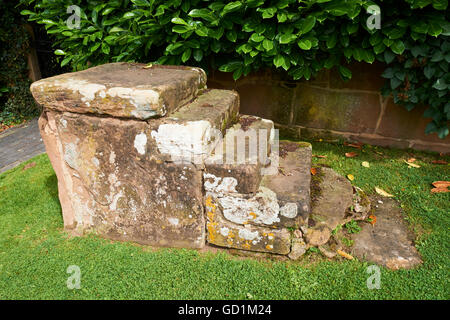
0;118;45;173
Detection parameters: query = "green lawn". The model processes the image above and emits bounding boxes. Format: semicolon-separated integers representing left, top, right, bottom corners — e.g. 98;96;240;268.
0;140;449;299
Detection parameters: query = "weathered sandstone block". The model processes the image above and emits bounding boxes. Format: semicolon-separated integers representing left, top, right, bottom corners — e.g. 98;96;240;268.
31;63;206;119
204;115;274;194
151;89;239;164
260;141;312;226
39;111;205;248
31;62;315;256
205;194;291;254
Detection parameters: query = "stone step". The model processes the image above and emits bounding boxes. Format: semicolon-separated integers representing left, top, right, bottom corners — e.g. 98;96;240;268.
204;141;312;230
260;141;312;227
304;167;354;247
204;141;313;254
31;63;207;120
149;89;240;164
205;194;291;255
204;115;274;194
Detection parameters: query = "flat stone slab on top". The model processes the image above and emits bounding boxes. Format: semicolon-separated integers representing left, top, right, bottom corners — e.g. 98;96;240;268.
31;63;207;120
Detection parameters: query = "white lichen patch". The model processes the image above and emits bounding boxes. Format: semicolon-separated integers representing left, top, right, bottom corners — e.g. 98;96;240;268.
107;87;160;118
168;217;179;226
109;190;124;211
280;202;298;218
56;79;106;103
238;228;261;242
219;227;230;237
203;173;238;194
217;186;280;226
151;121;217;163
109;151;116;164
60;118;67;128
134;132;147;155
63;142;79;170
91;157;100;167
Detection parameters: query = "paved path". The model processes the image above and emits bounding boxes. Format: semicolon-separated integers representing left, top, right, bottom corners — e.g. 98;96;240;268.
0;118;46;174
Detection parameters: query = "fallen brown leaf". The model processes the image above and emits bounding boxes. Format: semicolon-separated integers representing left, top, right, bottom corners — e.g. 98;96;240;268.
345;152;358;158
344;141;363;149
431;181;450;193
310;167;317;175
431;187;449;193
368;214;377;226
22;162;36;171
313;155;327;158
407;158;416;163
432;181;450;188
432;160;448;165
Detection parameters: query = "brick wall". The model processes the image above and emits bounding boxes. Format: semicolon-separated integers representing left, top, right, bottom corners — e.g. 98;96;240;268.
207;62;450;153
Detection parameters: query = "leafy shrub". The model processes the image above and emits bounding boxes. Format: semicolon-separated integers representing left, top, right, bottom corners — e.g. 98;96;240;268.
20;0;449;137
0;0;38;123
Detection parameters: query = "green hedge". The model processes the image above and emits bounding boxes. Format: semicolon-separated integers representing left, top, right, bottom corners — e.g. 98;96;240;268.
0;0;38;124
20;0;450;138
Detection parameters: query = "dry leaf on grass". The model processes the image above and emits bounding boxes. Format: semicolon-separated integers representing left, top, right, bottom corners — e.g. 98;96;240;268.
431;188;449;193
344;141;363;149
22;162;36;171
310;168;317;175
404;160;420;168
345;152;358;158
432;181;450;188
368;214;377;226
407;158;416;163
347;174;355;181
362;161;370;168
375;187;394;197
432;160;448;165
431;181;450;193
337;250;354;260
313;155;327;158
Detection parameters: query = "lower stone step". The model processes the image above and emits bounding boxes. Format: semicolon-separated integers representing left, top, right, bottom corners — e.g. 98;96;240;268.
304;167;354;247
205;194;291;255
260;141;312;226
204;141;312;254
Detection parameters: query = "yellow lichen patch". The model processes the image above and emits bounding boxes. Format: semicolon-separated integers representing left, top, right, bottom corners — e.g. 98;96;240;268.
205;196;216;222
205;196;216;211
206;221;218;242
265;244;273;250
242;241;251;249
249;212;257;219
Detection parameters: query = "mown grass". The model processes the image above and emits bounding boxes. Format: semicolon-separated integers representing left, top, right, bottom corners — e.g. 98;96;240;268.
0;141;449;300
